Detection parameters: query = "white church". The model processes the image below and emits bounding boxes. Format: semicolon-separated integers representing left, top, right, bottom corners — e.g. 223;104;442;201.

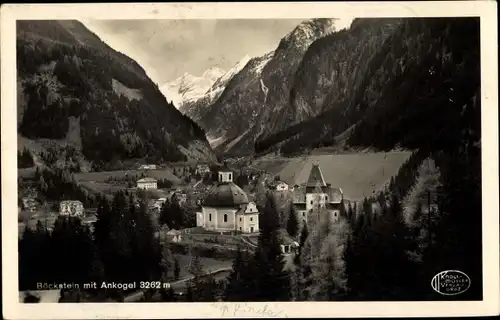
196;170;259;233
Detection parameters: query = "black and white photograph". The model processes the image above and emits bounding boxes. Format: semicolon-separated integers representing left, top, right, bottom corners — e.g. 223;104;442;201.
1;2;498;319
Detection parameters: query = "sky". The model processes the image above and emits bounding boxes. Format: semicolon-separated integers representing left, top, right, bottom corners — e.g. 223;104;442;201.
83;18;354;85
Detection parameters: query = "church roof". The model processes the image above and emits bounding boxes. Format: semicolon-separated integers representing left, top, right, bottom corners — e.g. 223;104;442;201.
306;164;327;188
292;186;343;204
203;182;249;207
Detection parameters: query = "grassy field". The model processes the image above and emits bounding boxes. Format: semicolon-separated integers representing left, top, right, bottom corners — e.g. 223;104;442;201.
74;169;183;195
252;151;412;202
171;254;233;280
74;169;182;185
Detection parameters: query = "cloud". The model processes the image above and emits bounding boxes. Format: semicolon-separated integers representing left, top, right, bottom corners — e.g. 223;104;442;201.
83;19;304;84
82;18;354;84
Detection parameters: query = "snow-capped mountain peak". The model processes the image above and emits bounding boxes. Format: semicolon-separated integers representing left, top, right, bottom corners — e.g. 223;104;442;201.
204;55;252;99
202;67;226;80
160;67;226;108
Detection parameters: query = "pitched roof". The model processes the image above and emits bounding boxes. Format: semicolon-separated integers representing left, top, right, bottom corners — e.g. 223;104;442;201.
276;229;298;246
306;164;327;188
166;229;181;235
60;200;83;205
137;177;157;183
325;187;343;203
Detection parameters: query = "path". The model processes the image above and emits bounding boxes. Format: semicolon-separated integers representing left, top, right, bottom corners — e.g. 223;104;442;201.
240;235;258;248
123;267;233;302
193;180;203;189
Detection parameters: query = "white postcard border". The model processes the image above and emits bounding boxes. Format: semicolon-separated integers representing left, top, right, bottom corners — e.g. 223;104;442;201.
1;1;498;319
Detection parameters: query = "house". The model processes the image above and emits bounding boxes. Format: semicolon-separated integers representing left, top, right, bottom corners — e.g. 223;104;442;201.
153;197;167;210
139;164;157;170
59;200;84;217
292;163;344;225
21;197;39;212
137;177;157;190
195;164;211;175
277;229;299;255
166;229;182;243
170;164;190;177
196;170;259;233
168;191;187;205
176;193;187;204
275;181;289;191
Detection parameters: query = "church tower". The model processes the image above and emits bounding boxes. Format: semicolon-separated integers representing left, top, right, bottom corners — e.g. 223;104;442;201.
218;171;233;183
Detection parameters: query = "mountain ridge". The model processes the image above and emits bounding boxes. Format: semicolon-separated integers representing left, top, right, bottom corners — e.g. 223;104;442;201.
255;18;480;157
178;55;252;119
160;66;226;108
193;18;338;155
17;20;217;171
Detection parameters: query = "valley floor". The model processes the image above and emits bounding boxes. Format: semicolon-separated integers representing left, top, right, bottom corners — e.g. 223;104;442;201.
251;151;412;202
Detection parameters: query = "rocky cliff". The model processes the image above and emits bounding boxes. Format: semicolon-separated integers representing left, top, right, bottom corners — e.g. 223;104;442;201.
195;18;338;155
256;18;480;156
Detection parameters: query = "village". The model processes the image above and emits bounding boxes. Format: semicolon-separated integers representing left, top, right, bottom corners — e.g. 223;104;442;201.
18;159;346;301
19;160;344;252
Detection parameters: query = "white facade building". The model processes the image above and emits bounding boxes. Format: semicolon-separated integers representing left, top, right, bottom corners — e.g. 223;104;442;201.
196;170;259;233
137;177;157;190
276;181;289;191
59;200;84;217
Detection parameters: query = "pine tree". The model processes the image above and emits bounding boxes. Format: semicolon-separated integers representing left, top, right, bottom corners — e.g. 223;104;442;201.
347;202;355;225
160;245;174;280
160;285;176;302
185;282;194;302
225;247;253;301
48;216;99;286
250;195;291;301
286;206;299;238
299;223;309;248
174;258;180;280
198;273;217;302
188;252;204;278
345;193;420;300
127;195;162;283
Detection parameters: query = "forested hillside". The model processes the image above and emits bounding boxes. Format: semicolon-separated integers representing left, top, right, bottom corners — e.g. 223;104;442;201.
255;18;480;156
17;20;216;171
255;18;482;300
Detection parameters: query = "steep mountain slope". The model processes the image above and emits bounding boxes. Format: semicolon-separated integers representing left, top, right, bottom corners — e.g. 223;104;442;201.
17;20;216;171
160;67;225;108
195;19;338;155
180;55;251;122
256;18;480;157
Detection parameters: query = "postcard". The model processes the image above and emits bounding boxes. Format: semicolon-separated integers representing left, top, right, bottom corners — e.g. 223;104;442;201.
1;1;499;319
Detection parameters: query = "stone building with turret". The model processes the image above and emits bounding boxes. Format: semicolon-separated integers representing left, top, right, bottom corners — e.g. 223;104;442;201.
292;163;343;225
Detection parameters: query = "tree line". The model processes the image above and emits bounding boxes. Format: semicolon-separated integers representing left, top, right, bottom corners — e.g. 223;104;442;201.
18;148;34;168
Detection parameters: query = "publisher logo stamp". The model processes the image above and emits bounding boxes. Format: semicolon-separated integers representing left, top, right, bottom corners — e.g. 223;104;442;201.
431;270;471;295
